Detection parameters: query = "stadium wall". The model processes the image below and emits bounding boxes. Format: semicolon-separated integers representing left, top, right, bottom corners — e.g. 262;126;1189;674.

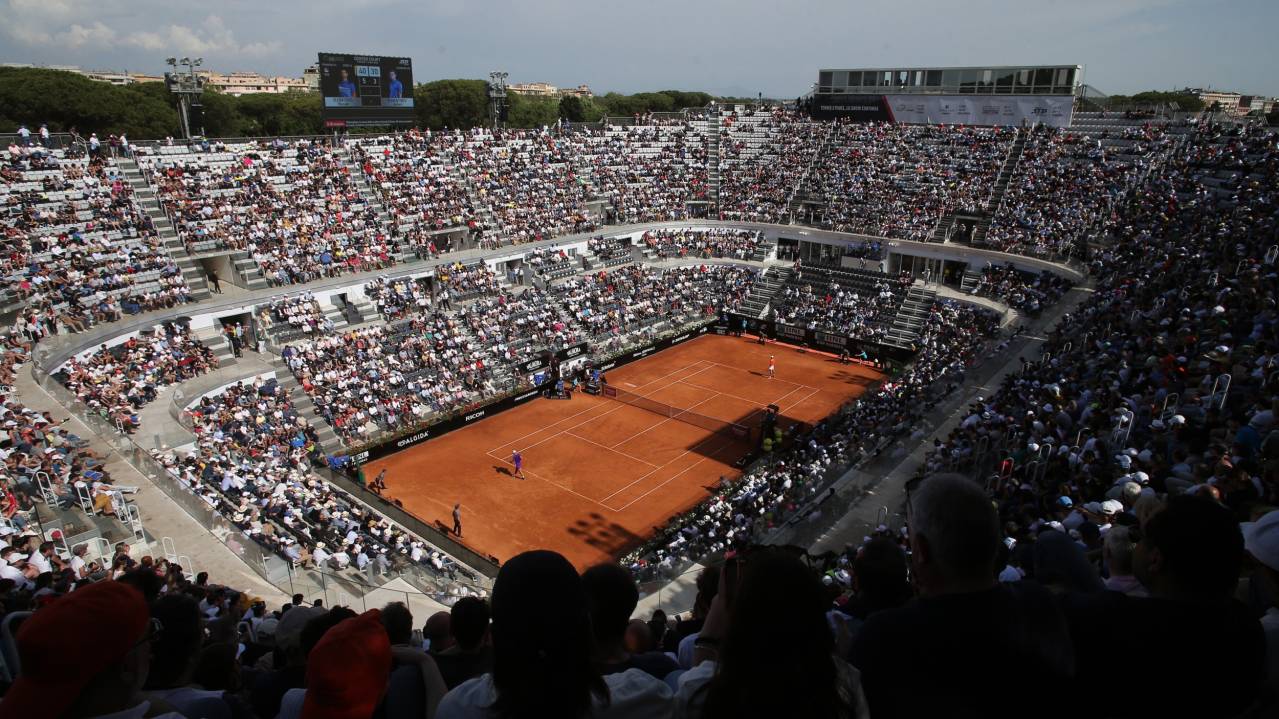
811;93;1075;127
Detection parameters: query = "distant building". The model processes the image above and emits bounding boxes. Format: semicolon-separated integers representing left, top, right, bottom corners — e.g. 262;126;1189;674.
200;71;309;96
0;63;162;85
1188;88;1275;116
562;84;594;98
303;65;321;92
508;82;594;99
508;82;559;97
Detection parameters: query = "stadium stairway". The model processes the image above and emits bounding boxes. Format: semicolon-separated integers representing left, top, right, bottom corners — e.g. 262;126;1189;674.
959;269;984;293
884;285;937;347
751;235;776;262
928;215;956;243
230;252;271;291
971;129;1028;245
267;356;345;456
740;266;790;318
115;156;214;301
706;120;721;207
337;147;408;262
194;325;239;368
786;122;836;224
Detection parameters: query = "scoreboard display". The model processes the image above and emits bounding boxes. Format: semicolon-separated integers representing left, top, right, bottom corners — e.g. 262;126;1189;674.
318;52;414;127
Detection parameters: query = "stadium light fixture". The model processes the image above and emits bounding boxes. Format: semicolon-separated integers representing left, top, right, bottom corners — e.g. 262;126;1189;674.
180;57;191;65
165;57;177;67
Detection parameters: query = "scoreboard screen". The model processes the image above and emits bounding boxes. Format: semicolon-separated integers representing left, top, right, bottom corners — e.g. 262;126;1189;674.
318;53;414;127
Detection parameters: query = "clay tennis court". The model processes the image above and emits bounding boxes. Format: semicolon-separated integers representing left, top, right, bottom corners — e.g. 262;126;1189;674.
364;333;884;569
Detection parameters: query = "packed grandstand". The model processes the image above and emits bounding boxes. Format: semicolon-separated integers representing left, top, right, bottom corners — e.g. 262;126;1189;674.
1;101;1277;719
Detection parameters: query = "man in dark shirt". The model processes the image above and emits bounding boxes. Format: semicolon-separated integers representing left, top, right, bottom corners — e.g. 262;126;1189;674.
432;596;495;689
850;473;1074;719
582;562;679;679
1062;494;1264;718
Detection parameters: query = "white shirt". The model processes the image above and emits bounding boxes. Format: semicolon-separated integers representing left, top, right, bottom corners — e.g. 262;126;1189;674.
27;550;52;574
0;562;27;587
437;669;673;719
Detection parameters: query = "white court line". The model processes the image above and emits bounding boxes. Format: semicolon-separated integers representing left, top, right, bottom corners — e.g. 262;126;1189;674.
598;388;741;501
777;386;823;417
610;433;743;512
604;364;719;450
676;378;813;410
484;459;616;509
565;430;661;468
483;359;714;454
511;361;722;455
605;383;829;511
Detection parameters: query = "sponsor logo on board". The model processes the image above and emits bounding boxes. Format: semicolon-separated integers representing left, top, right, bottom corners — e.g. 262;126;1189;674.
395;431;429;448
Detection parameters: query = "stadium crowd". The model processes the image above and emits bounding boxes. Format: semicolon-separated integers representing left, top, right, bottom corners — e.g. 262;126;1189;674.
807;122;1015;241
3;147;193;334
639;228;762;260
56;322;219;433
984;123;1174;256
771;268;909;340
161;375;474;585
142;140;398;285
282;264;757;443
966;264;1074;315
7;114;1279;719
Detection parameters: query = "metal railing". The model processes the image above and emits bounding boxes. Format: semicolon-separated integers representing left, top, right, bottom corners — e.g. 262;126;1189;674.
30;351;491;603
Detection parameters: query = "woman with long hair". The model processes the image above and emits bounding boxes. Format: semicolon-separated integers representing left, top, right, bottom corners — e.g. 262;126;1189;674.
437;550;673;719
677;549;868;719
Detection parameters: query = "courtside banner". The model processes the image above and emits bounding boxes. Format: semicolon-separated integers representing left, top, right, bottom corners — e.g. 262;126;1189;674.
352;324;716;463
724;312;916;365
885;94;1073;128
356;379;547;463
556;342;589;361
810;93;894;121
595;323;714;374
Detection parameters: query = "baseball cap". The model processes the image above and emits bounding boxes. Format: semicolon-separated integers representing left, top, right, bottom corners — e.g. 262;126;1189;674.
0;581;151;719
1056;496;1073;509
1100;500;1124;516
301;609;391;719
1243;510;1279;573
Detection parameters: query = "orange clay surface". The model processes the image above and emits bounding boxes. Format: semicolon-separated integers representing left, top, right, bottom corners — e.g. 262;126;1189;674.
363;334;884;569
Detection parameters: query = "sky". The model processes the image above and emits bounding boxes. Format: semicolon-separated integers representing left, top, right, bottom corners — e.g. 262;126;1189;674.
1;0;1277;98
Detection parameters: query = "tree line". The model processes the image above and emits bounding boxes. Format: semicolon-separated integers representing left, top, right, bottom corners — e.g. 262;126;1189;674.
0;67;716;140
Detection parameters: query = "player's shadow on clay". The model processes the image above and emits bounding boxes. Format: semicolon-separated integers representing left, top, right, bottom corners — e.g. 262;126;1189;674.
493;466;512;476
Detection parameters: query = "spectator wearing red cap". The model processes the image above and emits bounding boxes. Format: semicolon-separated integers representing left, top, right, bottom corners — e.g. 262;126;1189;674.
297;609;393;719
0;580;180;719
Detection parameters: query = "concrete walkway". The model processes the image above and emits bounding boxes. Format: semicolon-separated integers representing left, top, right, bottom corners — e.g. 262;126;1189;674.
134;351;278;450
15;363;290;604
795;285;1094;555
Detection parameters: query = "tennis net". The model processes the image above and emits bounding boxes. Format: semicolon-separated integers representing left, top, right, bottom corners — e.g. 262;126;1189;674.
601;385;750;438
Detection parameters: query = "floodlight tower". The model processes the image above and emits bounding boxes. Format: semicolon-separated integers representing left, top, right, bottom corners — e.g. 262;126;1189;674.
165;56;205;139
488;71;509;129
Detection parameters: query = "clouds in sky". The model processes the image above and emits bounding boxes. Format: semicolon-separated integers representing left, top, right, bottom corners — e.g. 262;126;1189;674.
1;0;1275;97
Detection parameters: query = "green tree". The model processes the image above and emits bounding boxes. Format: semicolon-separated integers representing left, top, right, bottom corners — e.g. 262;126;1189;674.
559;94;587;122
1129;91;1204;112
506;93;559;128
0;67;177;138
416;79;489;130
